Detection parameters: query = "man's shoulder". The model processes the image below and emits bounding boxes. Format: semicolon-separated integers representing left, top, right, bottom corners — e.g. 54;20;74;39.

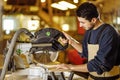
101;23;117;33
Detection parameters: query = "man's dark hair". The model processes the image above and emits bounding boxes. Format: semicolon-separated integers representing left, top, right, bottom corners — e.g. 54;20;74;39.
76;2;99;21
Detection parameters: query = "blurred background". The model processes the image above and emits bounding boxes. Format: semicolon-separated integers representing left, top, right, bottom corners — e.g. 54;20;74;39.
0;0;120;79
0;0;120;69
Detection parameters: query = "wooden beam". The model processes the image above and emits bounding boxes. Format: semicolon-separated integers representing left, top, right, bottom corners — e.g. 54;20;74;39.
48;0;53;24
0;0;4;41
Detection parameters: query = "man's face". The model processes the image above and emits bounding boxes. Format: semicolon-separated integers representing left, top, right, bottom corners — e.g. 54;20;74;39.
77;17;94;30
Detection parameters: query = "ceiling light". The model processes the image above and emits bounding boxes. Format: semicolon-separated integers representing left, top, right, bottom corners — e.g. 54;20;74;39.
51;1;77;10
73;0;79;3
41;0;46;3
51;3;68;10
59;1;77;9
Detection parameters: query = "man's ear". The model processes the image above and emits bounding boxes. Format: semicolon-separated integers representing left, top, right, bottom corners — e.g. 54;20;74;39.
91;18;97;23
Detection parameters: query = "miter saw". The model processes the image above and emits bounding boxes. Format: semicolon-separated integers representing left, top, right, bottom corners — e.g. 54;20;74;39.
0;28;68;80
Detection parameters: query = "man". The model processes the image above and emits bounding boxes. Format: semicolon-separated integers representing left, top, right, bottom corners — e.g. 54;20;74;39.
56;2;120;80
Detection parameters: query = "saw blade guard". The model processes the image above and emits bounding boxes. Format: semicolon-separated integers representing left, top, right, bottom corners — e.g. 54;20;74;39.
30;28;68;64
31;28;68;51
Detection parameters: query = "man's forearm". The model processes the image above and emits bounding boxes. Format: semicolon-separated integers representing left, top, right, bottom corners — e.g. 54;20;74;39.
69;64;89;72
70;38;83;53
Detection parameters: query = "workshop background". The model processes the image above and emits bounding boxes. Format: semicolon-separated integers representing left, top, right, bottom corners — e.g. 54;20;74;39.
0;0;120;80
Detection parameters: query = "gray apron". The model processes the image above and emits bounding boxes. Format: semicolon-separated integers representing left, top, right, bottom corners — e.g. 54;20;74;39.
87;44;120;80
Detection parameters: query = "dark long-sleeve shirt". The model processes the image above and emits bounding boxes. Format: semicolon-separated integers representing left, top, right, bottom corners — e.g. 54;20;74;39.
81;24;119;74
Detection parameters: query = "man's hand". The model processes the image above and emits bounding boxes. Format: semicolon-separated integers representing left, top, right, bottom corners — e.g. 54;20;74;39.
62;32;73;45
58;36;68;46
56;63;72;70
